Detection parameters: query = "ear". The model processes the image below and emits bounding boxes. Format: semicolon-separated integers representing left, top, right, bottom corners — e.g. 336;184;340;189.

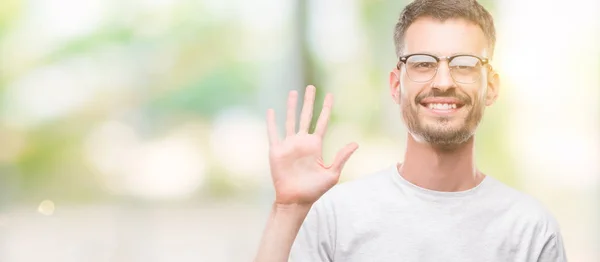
389;68;401;104
485;68;500;106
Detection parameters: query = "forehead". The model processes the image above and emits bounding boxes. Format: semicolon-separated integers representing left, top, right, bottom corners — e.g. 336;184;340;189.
403;17;490;57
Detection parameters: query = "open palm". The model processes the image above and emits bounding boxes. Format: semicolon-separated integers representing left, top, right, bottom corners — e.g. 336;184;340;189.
266;85;358;206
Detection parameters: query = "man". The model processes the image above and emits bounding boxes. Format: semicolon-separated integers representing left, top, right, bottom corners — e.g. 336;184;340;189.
254;0;567;261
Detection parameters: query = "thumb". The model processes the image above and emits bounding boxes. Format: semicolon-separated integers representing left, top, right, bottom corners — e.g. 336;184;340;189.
330;142;359;174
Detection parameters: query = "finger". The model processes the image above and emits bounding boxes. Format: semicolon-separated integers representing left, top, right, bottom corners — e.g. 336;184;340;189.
314;93;333;138
286;90;298;137
298;85;316;134
266;109;280;146
330;142;359;173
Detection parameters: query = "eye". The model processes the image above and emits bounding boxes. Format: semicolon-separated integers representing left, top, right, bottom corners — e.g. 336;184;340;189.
406;55;437;70
409;62;437;71
450;56;481;69
415;62;436;69
455;65;473;70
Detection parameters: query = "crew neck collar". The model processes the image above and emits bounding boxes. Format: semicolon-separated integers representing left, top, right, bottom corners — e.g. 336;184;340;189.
389;163;491;199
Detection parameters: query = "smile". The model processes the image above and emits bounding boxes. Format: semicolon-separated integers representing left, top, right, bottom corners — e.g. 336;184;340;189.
418;98;466;115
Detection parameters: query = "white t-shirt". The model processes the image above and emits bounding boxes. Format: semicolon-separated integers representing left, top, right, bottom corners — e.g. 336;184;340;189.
290;165;567;262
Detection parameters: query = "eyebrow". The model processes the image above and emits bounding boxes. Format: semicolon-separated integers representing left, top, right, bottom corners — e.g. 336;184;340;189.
449;52;481;57
431;52;480;57
401;52;488;59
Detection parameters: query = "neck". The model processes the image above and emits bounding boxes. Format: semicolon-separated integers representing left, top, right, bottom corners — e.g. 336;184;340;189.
399;134;484;192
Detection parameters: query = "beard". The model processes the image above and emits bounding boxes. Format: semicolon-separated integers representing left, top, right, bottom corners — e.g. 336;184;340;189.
401;89;485;147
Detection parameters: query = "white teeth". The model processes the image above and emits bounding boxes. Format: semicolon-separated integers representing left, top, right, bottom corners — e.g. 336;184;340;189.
427;103;457;110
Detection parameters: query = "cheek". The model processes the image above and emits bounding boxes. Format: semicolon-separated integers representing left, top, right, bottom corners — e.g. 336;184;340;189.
399;87;415;107
476;75;488;100
462;83;486;104
399;80;425;105
476;87;487;103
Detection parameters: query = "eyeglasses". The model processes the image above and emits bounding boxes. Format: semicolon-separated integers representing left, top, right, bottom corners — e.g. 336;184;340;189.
396;54;491;84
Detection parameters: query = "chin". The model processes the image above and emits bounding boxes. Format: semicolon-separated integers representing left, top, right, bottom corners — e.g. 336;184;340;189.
422;118;465;131
418;124;475;146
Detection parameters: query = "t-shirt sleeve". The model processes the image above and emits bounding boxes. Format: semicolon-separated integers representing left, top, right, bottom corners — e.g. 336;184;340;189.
537;233;567;262
289;194;336;262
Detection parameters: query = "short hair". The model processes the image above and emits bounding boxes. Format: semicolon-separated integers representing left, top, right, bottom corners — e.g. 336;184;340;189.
393;0;496;57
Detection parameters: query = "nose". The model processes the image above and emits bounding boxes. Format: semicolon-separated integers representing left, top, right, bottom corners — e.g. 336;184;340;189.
432;61;455;90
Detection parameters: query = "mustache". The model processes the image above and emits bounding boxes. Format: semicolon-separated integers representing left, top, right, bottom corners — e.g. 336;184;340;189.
415;89;472;105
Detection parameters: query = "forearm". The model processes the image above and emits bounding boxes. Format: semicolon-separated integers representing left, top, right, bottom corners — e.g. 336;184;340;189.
254;203;312;262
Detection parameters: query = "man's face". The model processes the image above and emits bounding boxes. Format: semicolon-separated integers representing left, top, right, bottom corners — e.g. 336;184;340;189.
390;17;499;147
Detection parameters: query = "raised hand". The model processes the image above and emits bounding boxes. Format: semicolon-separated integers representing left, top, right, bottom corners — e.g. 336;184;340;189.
266;85;358;206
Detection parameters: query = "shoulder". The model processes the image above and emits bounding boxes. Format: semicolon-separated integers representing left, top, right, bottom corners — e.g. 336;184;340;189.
325;166;396;201
295;167;395;239
487;177;567;259
486;177;562;238
310;166;396;211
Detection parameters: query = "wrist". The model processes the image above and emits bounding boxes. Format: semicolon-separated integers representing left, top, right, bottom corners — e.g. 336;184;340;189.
272;202;312;216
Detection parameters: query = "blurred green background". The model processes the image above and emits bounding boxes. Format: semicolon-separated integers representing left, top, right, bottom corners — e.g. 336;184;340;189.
0;0;597;261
